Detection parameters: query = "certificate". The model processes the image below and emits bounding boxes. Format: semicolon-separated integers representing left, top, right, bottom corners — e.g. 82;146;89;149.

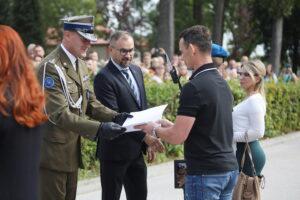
123;104;168;132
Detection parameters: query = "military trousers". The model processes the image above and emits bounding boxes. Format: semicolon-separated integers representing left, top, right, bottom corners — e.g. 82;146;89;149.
39;168;78;200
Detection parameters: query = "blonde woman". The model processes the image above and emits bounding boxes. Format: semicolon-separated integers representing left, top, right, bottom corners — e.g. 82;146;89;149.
233;60;266;177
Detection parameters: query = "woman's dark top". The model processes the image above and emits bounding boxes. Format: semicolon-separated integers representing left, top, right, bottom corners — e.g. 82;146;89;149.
0;113;43;200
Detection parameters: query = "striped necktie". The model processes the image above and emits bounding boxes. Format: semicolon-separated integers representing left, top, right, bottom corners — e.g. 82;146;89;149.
121;69;140;104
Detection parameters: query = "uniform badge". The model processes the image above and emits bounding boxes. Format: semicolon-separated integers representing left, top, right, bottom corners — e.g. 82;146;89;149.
44;77;54;88
83;74;89;81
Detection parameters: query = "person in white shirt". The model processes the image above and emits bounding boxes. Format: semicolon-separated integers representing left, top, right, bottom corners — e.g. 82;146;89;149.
233;60;266;177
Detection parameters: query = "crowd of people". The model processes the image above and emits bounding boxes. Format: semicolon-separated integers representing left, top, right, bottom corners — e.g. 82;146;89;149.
27;43;46;71
80;50;299;85
0;14;299;200
26;39;298;86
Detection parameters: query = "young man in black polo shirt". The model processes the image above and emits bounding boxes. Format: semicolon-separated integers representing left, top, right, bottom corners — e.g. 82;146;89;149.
137;25;238;200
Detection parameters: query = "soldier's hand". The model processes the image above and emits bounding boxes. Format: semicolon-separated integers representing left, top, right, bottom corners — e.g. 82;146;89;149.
113;112;133;125
144;135;164;153
98;122;126;140
147;147;156;163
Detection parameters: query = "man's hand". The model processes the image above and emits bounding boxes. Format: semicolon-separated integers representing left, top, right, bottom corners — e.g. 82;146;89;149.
135;122;156;135
144;134;164;153
135;120;174;135
112;112;133;125
147;147;156;163
98;122;126;140
156;119;173;128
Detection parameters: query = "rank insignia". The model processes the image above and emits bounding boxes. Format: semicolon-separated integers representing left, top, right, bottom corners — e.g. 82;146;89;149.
44;77;54;88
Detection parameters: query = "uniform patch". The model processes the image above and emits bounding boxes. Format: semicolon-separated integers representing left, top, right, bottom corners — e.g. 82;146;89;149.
83;74;89;81
44;77;54;88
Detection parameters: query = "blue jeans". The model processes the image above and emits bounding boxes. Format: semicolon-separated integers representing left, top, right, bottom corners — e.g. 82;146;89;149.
185;170;238;200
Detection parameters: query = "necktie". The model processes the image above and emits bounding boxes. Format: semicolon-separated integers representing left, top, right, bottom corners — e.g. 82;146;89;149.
121;69;139;104
75;59;79;71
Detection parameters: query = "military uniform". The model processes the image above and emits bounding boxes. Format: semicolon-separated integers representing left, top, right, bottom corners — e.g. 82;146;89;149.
37;16;117;200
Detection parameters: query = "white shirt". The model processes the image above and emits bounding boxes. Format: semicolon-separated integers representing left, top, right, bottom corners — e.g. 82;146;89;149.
232;93;266;152
61;44;77;71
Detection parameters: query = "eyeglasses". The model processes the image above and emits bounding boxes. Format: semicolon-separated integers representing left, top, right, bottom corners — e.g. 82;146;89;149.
237;72;258;77
111;46;135;56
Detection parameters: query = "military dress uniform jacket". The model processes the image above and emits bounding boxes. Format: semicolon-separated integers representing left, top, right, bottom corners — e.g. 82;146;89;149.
37;46;116;172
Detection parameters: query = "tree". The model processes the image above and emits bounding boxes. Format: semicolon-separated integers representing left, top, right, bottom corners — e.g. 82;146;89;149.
172;0;214;54
96;0;156;52
173;0;195;54
157;0;175;57
255;0;295;74
270;18;284;74
193;0;203;24
224;0;260;60
96;0;153;34
11;0;43;46
39;0;97;42
282;3;300;71
212;0;225;45
0;0;13;26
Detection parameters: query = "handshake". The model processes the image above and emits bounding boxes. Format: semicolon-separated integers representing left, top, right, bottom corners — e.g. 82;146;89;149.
97;112;165;154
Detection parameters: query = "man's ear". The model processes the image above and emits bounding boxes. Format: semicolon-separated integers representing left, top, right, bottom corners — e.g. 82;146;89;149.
64;31;72;42
108;45;114;54
189;43;196;55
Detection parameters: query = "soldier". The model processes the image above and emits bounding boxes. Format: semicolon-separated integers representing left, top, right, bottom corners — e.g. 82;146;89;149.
37;15;130;200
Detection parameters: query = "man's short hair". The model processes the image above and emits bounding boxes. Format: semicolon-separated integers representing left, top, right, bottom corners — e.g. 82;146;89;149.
179;25;211;53
109;31;133;46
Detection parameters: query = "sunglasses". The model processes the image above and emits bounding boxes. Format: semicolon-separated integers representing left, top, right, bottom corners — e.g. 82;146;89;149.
237;72;258;77
237;72;251;77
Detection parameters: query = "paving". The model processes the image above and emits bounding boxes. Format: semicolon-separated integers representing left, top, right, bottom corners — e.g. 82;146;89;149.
76;131;300;200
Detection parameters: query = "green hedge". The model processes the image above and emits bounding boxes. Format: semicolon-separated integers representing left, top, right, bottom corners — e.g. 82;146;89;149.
80;80;300;176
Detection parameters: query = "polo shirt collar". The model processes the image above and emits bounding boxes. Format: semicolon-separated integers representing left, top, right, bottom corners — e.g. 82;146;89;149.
189;63;216;80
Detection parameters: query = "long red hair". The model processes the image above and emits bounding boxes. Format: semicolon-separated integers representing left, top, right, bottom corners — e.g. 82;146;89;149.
0;25;47;127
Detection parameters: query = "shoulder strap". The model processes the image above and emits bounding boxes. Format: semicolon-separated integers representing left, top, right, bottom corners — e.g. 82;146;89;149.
240;132;258;176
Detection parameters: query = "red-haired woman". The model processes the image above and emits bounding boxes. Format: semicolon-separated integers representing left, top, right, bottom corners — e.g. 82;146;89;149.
0;25;48;200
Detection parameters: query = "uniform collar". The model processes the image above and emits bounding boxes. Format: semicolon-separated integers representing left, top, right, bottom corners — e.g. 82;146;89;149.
61;44;77;70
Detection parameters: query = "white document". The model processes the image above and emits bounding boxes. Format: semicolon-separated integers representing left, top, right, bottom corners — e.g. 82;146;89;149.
123;104;168;132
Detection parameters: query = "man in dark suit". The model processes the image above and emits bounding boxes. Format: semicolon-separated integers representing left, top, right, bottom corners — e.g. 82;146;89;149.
94;31;164;200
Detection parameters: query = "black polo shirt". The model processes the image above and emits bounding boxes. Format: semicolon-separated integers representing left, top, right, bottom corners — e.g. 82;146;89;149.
177;63;238;175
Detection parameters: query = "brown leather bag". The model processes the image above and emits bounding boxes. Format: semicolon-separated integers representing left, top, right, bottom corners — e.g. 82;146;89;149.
232;138;264;200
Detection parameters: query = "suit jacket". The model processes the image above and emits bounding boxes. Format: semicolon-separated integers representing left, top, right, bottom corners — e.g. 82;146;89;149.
94;59;147;160
37;46;116;172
